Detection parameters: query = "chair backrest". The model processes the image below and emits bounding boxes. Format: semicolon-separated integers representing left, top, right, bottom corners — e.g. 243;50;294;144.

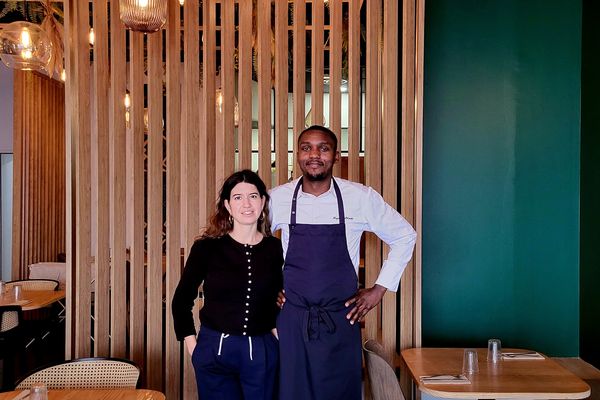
6;279;59;291
0;305;22;334
363;339;406;400
15;358;140;390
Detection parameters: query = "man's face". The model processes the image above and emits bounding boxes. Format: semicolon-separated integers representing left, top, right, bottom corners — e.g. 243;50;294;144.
297;130;339;181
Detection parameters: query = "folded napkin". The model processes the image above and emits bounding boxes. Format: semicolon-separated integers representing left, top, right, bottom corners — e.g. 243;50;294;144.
502;351;544;360
420;374;470;384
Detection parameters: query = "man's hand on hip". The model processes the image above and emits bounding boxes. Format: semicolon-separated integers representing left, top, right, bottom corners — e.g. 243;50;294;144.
344;284;387;325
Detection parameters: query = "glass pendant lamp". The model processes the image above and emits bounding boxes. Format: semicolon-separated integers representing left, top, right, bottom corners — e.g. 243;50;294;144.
0;19;52;72
120;0;167;33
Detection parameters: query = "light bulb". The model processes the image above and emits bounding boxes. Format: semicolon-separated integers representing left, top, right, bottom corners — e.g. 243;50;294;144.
19;28;33;59
124;93;131;108
137;0;149;8
60;69;66;82
179;0;184;5
89;28;95;45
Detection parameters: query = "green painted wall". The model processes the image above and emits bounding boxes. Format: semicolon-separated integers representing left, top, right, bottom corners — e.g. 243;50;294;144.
422;0;581;356
580;0;600;368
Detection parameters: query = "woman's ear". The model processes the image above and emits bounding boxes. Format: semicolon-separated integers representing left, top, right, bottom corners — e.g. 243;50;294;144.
224;200;231;214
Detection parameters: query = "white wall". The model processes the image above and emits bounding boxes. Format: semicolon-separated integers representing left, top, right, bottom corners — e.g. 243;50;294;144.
0;63;13;280
0;64;13;153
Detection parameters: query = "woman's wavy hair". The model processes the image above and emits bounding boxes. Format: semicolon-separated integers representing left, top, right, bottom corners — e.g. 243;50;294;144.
201;169;272;238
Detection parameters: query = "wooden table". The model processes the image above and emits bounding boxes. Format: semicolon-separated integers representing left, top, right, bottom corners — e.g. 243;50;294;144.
0;389;165;399
401;348;591;399
0;290;66;311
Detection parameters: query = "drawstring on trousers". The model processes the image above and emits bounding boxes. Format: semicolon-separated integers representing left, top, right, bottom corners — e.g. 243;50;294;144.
217;333;229;356
216;333;253;361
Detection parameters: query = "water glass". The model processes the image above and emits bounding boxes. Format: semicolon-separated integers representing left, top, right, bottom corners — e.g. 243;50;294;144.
487;338;502;363
462;348;479;374
30;383;48;400
13;284;22;301
0;280;5;294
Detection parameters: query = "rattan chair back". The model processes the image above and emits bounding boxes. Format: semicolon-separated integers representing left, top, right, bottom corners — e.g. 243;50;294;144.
15;358;140;390
6;279;59;291
0;305;22;333
363;339;406;400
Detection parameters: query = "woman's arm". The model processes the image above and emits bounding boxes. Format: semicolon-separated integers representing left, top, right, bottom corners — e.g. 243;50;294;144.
184;335;197;356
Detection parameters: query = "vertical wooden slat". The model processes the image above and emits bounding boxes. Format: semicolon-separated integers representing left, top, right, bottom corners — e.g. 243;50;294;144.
382;0;399;357
129;30;145;372
72;0;92;358
275;0;288;184
414;0;425;349
203;0;216;211
146;27;164;391
257;0;272;185
311;0;324;126
11;72;24;280
364;0;382;343
347;0;360;183
400;0;416;354
165;0;182;398
220;0;235;180
238;0;253;170
330;0;342;177
182;0;200;396
92;0;110;357
293;0;306;178
109;0;128;358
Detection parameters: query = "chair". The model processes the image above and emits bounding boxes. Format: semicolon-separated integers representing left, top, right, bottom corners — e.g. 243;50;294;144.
0;306;24;390
6;279;59;291
363;339;405;400
15;357;140;390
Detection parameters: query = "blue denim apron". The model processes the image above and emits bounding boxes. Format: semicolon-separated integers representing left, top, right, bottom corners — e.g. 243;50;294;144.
277;178;361;400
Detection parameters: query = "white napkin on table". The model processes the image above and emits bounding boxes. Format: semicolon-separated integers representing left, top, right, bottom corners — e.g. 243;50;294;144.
502;351;544;360
420;374;471;384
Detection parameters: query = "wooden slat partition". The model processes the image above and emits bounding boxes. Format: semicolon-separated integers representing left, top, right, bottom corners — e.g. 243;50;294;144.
165;0;182;398
329;0;342;178
275;0;288;184
60;1;423;398
108;0;128;359
146;26;164;390
382;0;399;357
257;0;272;186
91;0;110;357
292;0;306;178
311;0;324;127
363;0;382;343
129;30;146;373
237;0;253;170
12;71;65;279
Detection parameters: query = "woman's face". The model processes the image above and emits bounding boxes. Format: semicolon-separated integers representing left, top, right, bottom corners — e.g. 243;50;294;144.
224;182;266;228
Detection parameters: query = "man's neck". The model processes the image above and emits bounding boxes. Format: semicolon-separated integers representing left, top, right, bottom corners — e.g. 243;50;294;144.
301;176;332;196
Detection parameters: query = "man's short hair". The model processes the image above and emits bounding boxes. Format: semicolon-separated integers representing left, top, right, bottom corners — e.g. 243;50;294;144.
298;125;338;152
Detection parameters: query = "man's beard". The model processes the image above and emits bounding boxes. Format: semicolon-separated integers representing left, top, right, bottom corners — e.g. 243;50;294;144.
304;171;327;181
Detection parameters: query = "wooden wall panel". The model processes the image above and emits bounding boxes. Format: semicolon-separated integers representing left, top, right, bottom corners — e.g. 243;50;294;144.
146;27;164;391
60;1;422;398
12;71;65;279
92;0;111;358
364;0;382;343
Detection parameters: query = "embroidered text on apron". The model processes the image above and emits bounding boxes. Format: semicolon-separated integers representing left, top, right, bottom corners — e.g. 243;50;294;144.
277;177;361;400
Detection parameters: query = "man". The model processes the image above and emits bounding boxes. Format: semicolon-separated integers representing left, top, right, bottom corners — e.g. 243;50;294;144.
270;125;417;400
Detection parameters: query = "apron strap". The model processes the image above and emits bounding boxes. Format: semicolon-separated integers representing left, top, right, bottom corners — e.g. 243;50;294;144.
290;177;345;224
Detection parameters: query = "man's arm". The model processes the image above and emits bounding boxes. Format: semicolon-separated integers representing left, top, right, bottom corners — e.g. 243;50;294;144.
345;186;417;324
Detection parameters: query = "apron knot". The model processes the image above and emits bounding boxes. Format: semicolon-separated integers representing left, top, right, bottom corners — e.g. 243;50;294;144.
302;305;336;342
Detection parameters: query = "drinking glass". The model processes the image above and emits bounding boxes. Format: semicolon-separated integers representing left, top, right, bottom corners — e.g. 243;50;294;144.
30;383;48;400
13;285;22;301
487;338;502;363
462;348;479;374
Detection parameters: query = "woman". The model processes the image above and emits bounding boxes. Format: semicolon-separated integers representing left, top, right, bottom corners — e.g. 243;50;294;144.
172;169;283;400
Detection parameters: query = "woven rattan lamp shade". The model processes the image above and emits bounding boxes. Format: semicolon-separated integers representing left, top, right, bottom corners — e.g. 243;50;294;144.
120;0;167;33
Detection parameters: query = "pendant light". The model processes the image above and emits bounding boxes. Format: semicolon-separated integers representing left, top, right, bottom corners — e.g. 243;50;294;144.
0;1;53;72
120;0;167;33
